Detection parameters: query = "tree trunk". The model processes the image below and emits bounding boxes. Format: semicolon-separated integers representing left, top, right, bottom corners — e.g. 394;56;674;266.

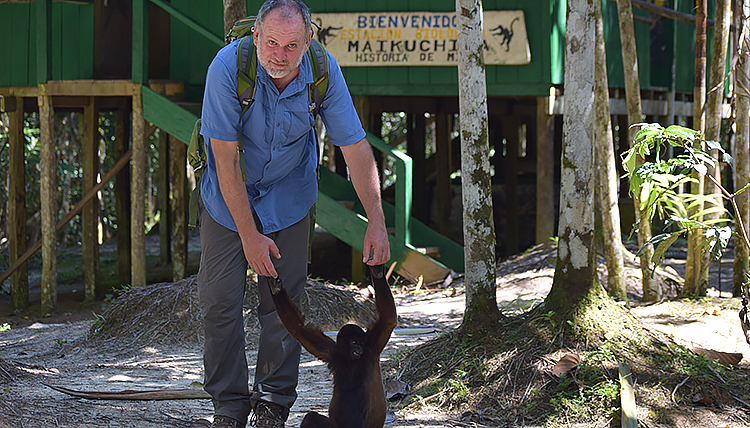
702;0;731;291
595;0;627;301
223;0;247;35
734;0;750;297
615;0;659;301
546;0;609;317
455;0;500;334
685;0;709;297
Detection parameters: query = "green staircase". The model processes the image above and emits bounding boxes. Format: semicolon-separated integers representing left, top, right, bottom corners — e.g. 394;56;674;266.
141;88;463;284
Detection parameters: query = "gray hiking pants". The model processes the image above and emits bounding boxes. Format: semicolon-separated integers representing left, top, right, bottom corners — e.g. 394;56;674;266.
197;199;308;423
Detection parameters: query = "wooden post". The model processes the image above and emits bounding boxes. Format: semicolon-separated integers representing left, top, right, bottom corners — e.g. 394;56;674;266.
408;113;428;223
82;97;100;302
435;111;453;238
170;135;188;280
158;130;171;265
38;85;57;313
504;115;520;255
8;97;28;311
536;96;555;244
132;86;147;287
114;108;132;287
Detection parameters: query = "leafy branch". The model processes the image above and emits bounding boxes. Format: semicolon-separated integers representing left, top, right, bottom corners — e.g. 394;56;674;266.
621;124;749;297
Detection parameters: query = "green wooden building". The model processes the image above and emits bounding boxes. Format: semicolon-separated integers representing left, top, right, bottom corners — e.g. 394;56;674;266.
0;0;724;311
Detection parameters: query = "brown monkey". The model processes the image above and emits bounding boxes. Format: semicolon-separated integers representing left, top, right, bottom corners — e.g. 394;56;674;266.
267;264;397;428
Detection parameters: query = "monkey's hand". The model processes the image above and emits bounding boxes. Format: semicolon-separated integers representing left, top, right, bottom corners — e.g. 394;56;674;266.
267;276;283;295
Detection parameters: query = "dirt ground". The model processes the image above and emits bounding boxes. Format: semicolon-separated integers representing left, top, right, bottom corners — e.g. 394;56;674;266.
1;242;749;427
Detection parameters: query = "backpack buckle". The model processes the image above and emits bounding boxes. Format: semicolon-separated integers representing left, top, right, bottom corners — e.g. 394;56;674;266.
192;160;206;172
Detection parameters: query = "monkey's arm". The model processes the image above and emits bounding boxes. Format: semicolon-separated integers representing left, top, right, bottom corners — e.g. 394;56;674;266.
268;279;336;362
367;264;397;353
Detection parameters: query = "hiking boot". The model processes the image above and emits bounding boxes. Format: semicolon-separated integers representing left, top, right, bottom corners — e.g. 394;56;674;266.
250;401;285;428
210;415;243;428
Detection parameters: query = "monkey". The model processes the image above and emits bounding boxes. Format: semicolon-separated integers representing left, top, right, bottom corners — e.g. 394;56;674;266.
267;264;397;428
489;17;519;52
315;18;343;46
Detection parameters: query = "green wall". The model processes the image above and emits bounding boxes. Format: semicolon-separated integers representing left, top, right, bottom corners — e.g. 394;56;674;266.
0;0;726;101
0;2;94;87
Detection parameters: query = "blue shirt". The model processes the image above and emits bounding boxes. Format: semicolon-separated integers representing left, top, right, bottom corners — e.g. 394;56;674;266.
200;39;366;234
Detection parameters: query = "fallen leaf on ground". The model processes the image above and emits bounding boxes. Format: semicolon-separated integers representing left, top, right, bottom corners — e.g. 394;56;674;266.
692;347;743;366
551;353;580;377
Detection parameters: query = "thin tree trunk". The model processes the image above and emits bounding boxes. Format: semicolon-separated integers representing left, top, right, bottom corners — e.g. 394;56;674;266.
685;0;709;297
615;0;659;301
455;0;500;333
702;0;731;291
223;0;246;35
595;0;627;301
734;0;750;297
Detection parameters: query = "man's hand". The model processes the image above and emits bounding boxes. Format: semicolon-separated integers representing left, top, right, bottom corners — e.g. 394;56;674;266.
363;223;390;265
241;231;281;278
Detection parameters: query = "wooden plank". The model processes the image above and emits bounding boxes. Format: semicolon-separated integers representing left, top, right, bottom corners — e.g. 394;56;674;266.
618;362;639;428
8;99;29;311
82;96;100;302
8;4;31;87
0;87;38;98
61;4;79;80
38;84;57;313
170;135;188;281
141;85;198;144
36;0;52;84
46;80;135;96
51;2;62;80
131;85;147;287
132;0;148;85
76;3;94;79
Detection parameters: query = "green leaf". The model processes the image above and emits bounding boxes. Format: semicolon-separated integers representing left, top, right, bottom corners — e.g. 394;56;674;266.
652;233;681;266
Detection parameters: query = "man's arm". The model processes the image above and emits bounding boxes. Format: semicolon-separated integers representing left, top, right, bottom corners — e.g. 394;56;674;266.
211;137;280;277
339;138;391;266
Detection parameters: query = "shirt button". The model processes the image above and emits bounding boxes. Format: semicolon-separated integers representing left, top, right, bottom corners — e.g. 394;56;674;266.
276;123;280;127
272;147;276;151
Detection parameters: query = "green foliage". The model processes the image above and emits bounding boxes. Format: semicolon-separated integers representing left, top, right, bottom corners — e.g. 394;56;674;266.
621;123;735;274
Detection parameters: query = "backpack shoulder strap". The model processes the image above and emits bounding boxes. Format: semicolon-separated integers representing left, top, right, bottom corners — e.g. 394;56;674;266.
234;35;257;182
307;39;329;118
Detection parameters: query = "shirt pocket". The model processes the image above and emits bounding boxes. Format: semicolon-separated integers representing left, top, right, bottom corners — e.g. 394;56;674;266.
284;107;315;144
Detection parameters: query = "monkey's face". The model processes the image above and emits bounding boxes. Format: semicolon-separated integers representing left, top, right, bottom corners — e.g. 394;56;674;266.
337;324;366;360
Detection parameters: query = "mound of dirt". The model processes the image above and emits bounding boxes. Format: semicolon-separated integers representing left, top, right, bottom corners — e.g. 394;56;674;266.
86;275;378;348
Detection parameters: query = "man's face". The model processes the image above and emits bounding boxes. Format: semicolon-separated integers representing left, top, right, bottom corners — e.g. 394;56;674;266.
254;9;311;79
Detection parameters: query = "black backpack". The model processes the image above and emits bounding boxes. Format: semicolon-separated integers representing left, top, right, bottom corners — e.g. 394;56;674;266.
187;16;330;228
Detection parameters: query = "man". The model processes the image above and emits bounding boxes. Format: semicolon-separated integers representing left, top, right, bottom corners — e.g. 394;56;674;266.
196;1;391;427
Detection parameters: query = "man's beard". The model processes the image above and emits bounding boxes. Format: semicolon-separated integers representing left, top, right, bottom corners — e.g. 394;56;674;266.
262;51;305;79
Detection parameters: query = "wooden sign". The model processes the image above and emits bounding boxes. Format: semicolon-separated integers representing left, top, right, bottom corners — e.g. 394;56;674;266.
311;11;531;66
